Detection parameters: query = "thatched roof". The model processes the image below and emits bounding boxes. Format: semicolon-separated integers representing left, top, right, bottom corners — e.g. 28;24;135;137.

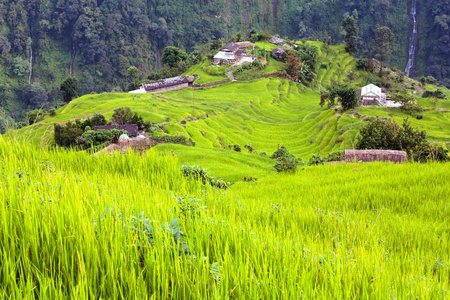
94;124;139;137
345;150;407;163
269;37;284;45
142;76;191;92
272;48;285;55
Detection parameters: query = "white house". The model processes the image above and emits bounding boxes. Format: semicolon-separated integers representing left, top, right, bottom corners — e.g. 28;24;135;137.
360;84;386;105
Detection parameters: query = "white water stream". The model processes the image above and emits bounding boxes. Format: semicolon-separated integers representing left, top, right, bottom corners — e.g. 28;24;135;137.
27;14;33;84
405;0;418;76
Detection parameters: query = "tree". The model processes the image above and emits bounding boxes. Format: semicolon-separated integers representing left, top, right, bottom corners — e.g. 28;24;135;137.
161;46;188;68
285;51;301;81
60;77;79;103
342;16;358;55
328;84;358;110
374;26;394;68
12;57;30;77
111;107;133;125
126;66;140;91
26;83;48;108
0;34;11;57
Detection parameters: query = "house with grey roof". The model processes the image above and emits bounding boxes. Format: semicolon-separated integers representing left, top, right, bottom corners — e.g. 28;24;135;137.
129;76;195;94
213;41;255;65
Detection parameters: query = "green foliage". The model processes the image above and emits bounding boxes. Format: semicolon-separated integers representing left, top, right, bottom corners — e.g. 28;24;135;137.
0;34;11;56
325;150;345;162
181;165;230;189
342;16;358;55
54;121;84;148
374;26;394;67
356;118;427;155
161;46;188;68
308;154;326;166
112;107;133;125
26;109;45;125
422;90;446;99
273;156;298;172
328;84;358;110
25;83;48;109
410;143;450;163
60;77;79;103
76;129;125;150
153;136;192;146
12;57;30;77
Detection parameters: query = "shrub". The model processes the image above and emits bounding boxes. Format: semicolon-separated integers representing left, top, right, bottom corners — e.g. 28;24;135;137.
26;109;45;125
422;90;446;99
273;156;298;172
410;143;449;163
326;150;345;162
112;107;133;125
328;84;358;110
54;121;84;147
308;154;326;166
75;129;126;150
181;165;231;189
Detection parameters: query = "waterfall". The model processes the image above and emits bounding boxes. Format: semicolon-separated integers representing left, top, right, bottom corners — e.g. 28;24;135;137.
27;13;33;84
405;0;418;77
69;36;76;76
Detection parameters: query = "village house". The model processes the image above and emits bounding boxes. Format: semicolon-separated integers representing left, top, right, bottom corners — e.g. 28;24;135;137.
271;48;286;60
129;76;195;94
360;84;386;105
268;37;284;46
213;41;255;65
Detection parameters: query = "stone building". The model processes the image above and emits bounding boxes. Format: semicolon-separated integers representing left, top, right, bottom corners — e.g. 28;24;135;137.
213;41;255;65
138;76;195;94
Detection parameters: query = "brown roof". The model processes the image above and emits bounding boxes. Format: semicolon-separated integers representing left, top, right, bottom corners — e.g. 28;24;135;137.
220;43;241;53
94;124;139;137
142;76;190;92
235;49;246;56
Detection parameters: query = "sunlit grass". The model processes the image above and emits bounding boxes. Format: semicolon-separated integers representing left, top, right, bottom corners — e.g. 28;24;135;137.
1;137;449;298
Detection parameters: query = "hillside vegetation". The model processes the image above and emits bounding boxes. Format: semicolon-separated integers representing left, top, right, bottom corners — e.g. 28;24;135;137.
10;43;450;180
0;0;449;126
1;137;449;298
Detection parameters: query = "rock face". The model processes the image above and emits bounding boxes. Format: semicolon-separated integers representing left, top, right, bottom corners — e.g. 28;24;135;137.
345;150;407;163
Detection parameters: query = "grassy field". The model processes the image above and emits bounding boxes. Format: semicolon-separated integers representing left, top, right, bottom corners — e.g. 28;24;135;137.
1;137;449;298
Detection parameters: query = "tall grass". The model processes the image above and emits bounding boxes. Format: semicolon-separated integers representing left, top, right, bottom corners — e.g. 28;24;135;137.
1;136;449;298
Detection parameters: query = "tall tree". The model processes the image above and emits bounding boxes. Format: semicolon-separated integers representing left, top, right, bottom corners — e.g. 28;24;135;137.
161;46;188;68
342;16;358;55
374;26;394;69
60;77;79;103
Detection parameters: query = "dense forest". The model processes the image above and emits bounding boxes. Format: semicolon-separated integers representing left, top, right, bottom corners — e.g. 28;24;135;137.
0;0;448;128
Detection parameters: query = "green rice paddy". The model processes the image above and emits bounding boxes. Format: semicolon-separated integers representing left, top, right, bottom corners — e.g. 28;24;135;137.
2;43;450;298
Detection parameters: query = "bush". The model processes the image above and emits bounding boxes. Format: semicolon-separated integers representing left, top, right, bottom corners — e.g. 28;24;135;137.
422;90;446;99
54;121;84;147
410;143;449;163
112;107;133;125
75;129;125;150
326;150;344;162
182;165;231;189
308;154;326;166
327;84;359;110
273;156;298;172
26;109;45;125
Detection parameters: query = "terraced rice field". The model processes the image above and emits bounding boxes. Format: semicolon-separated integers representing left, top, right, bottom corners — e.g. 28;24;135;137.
1;138;449;298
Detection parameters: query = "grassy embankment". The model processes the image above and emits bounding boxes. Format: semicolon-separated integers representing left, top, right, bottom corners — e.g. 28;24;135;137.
1;137;449;298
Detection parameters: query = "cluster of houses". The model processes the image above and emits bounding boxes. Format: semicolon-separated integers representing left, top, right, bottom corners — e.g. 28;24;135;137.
213;41;256;65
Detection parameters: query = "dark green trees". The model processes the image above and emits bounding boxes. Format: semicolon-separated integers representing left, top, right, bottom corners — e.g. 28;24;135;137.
328;85;358;111
342;16;358;55
161;46;188;68
60;77;79;103
374;26;394;68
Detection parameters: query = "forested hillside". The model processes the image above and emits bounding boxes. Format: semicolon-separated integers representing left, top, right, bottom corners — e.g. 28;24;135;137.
0;0;448;126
